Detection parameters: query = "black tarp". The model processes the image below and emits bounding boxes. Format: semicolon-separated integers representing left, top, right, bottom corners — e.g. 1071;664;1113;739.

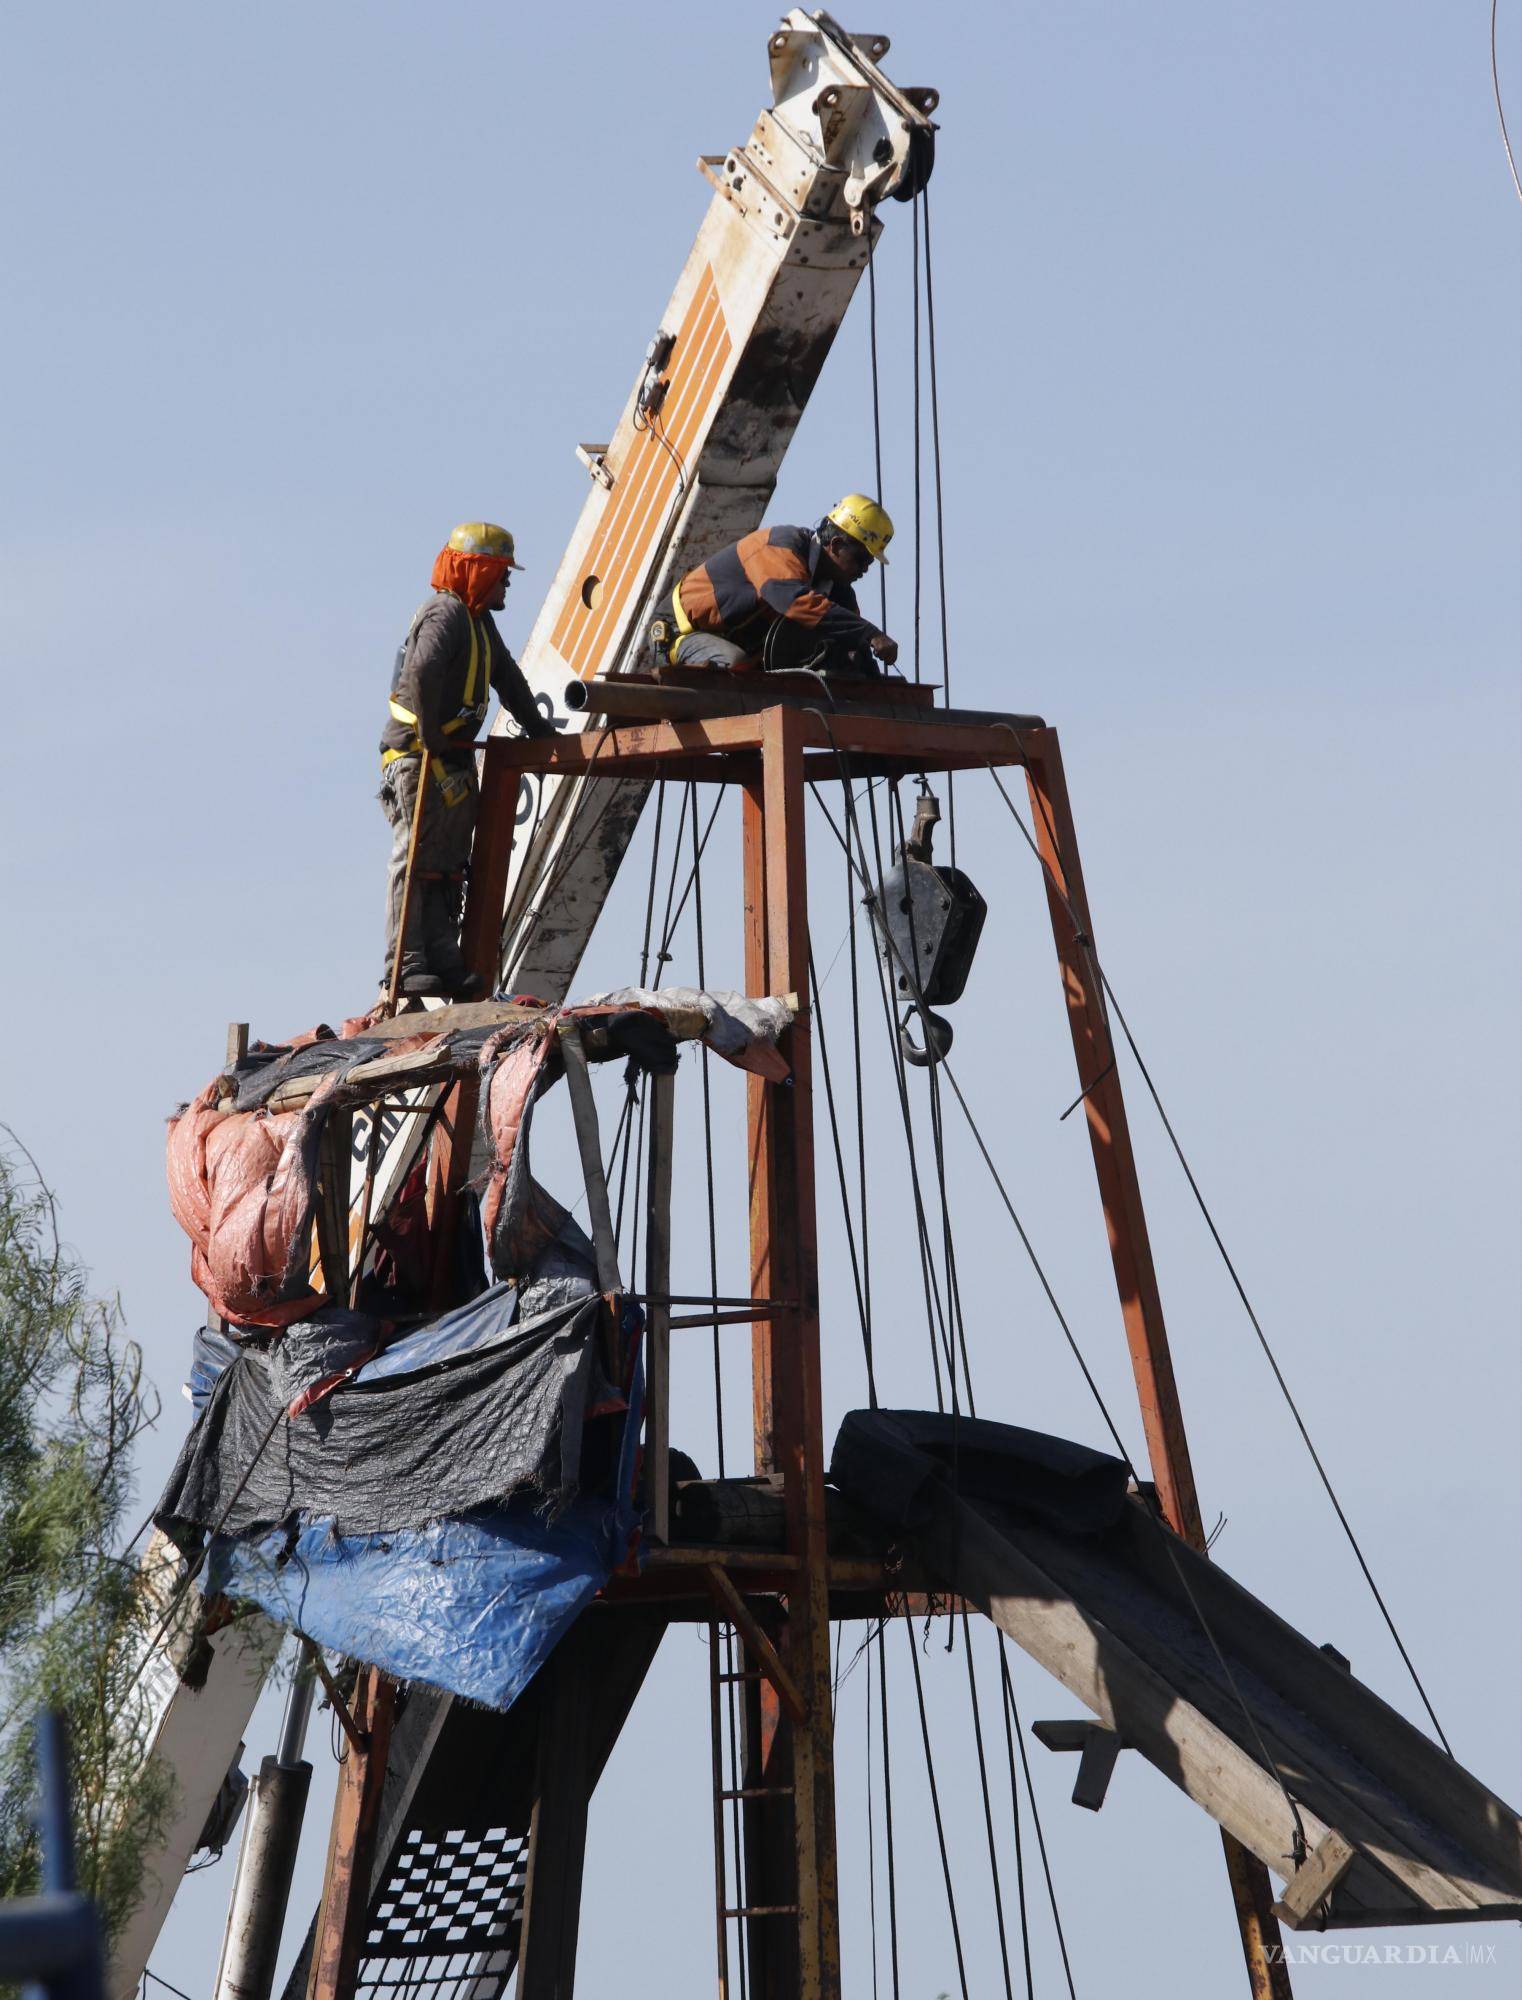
155;1282;612;1551
829;1408;1130;1537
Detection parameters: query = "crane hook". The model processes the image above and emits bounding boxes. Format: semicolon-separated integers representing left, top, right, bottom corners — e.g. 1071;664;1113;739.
899;1004;954;1068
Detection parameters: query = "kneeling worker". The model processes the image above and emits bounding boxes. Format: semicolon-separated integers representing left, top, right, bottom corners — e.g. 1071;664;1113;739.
380;521;554;1001
668;494;898;675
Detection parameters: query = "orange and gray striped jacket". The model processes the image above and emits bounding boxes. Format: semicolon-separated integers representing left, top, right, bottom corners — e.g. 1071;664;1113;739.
672;525;882;660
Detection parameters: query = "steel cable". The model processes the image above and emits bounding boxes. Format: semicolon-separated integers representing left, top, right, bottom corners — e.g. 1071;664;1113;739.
983;743;1454;1755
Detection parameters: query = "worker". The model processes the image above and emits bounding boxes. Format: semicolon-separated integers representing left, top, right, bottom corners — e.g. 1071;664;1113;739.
667;494;899;675
379;522;554;1001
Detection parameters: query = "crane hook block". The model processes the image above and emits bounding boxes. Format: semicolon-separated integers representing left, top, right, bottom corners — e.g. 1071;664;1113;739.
869;792;987;1067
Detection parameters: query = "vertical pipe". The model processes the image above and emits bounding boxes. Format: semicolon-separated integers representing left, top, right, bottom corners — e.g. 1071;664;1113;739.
645;1069;676;1542
708;1622;732;2000
214;1655;317;2000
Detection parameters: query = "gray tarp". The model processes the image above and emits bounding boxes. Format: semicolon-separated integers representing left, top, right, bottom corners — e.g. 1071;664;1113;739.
155;1283;610;1550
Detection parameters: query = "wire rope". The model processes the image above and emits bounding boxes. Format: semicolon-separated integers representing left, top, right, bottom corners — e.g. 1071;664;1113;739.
998;1637;1078;1998
983;745;1454;1754
1494;0;1522;202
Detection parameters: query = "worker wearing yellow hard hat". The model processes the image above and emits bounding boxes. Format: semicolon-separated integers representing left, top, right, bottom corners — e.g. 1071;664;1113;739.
666;494;899;676
378;522;554;1001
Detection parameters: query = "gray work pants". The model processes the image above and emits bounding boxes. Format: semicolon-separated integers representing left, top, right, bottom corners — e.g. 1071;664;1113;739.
671;631;751;669
672;629;874;675
379;754;479;981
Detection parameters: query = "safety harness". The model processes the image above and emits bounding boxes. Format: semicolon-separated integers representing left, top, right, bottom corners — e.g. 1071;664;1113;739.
382;598;491;800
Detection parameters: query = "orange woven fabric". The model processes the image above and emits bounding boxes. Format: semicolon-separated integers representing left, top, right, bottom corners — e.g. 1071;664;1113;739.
429;547;511;613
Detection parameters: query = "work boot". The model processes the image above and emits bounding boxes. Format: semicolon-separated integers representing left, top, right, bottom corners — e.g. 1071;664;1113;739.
440;966;487;1001
397;963;448;998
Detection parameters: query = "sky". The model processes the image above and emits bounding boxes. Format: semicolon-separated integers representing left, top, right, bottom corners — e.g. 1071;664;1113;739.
1;2;1519;1995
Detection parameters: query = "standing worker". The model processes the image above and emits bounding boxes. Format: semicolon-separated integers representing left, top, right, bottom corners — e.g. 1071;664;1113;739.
666;494;898;675
380;522;554;1001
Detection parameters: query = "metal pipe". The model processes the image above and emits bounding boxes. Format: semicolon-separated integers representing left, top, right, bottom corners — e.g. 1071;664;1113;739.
565;674;1044;734
213;1657;317;2000
212;1758;313;2000
276;1655;317;1769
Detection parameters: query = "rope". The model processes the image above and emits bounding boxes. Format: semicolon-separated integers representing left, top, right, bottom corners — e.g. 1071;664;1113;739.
866;227;889;634
984;745;1455;1756
875;1622;902;1997
958;1610;1016;1999
910;198;923;682
998;1637;1078;1998
808;726;1316;1837
689;781;727;1476
809;949;878;1401
900;1607;969;1998
919;185;957;863
637;779;668;986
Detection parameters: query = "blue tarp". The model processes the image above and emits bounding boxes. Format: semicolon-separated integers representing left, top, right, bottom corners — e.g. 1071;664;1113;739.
208;1496;623;1710
203;1346;644;1711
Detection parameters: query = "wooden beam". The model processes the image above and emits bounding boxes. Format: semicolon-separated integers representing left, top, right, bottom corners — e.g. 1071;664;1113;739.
306;1669;395;2000
1072;1727;1123;1812
516;1641;595;2000
1274;1832;1357;1928
644;1069;675;1542
557;1021;621;1293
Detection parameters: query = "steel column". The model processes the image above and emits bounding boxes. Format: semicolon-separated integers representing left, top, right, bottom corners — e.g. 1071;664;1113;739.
740;705;840;2000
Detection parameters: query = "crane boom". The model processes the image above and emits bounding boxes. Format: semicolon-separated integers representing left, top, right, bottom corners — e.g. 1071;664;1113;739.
110;18;936;1996
496;8;936;998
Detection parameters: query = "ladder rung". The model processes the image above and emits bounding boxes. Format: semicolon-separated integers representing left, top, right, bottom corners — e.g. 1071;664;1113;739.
723;1905;799;1919
717;1669;766;1683
719;1786;794;1801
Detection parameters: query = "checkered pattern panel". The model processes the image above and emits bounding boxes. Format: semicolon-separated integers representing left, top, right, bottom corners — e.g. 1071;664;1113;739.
354;1824;528;1999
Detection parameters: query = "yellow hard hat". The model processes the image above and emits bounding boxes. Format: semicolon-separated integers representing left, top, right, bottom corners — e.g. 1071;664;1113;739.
825;493;893;565
447;521;523;569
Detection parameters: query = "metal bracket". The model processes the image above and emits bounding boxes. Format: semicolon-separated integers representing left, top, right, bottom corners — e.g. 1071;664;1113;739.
575;442;613;490
1032;1718;1126;1811
703;1564;806;1725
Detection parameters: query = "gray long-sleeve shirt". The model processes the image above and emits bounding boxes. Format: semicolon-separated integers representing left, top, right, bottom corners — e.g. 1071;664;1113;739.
380;591;550;759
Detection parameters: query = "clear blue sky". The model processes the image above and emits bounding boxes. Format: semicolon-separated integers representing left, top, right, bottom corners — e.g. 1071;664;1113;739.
2;3;1518;1994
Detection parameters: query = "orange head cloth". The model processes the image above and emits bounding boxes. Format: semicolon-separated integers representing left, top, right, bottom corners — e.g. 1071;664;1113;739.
431;547;512;614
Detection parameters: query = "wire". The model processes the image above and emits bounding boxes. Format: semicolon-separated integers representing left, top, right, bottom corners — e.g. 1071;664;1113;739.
983;745;1455;1756
899;1606;969;1998
958;1610;1016;1999
866;226;889;633
998;1638;1078;1998
919;185;957;864
807;722;1317;1834
809;948;878;1400
1494;0;1522;203
143;1971;196;2000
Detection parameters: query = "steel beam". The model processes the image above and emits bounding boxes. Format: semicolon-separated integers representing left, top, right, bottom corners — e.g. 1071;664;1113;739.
739;705;840;2000
1019;729;1293;2000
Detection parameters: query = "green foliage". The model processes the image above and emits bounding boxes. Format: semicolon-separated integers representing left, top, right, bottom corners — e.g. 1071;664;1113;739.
0;1133;172;1947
